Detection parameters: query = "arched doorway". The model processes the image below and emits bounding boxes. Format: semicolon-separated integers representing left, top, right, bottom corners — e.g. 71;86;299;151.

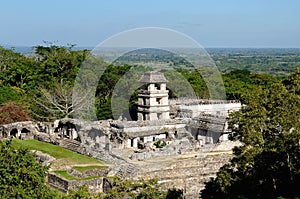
21;128;30;134
10;128;18;138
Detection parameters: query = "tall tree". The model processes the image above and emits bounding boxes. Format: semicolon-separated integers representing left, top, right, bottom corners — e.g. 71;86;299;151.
201;68;300;198
34;44;88;87
29;45;92;120
32;82;94;120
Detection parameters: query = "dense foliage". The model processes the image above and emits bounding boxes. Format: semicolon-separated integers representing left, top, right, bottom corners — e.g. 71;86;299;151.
201;68;300;198
100;178;167;199
209;48;300;76
223;69;278;100
0;139;55;198
1;45;288;122
0;45;90;121
66;178;183;199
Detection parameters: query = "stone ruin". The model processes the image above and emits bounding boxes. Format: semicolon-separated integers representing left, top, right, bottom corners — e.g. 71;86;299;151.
0;71;242;197
0;72;241;154
0;121;38;140
47;171;113;194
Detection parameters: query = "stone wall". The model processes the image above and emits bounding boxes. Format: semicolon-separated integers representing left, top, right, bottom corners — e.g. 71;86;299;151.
130;138;195;161
47;173;108;193
68;168;109;178
47;173;70;192
0;121;38;139
32;150;56;166
170;98;241;118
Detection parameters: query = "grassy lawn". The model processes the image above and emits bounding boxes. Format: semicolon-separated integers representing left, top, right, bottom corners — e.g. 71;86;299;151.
73;165;109;172
54;170;101;181
12;139;107;169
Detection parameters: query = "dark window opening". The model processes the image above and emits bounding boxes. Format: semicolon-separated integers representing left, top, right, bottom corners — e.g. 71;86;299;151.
157;113;162;119
142;113;146;121
131;139;134;147
155;83;161;90
10;128;18;138
21;128;30;134
156;98;162;104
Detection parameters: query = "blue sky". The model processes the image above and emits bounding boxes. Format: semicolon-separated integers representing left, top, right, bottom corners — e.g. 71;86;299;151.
1;0;300;48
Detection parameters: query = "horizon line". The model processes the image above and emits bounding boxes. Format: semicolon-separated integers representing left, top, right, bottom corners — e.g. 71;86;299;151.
2;44;300;49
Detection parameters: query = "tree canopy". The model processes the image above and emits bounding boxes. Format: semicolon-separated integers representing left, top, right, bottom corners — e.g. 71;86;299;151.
201;68;300;198
0;45;285;122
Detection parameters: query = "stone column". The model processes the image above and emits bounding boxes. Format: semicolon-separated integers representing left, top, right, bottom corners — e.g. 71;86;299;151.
127;139;131;148
160;83;166;90
133;138;138;148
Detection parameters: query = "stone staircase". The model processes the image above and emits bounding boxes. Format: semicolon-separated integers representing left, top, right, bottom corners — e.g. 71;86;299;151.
115;169;123;178
59;139;85;154
109;164;138;179
136;153;232;198
126;164;136;176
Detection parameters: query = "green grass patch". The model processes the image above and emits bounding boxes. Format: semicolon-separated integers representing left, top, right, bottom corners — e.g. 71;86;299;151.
54;170;77;180
54;170;101;181
73;165;109;172
11;139;106;166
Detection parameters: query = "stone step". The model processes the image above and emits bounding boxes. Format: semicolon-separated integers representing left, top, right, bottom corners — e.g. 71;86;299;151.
60;140;81;147
109;164;137;179
126;165;135;173
134;154;232;199
142;164;224;175
59;139;83;152
168;158;231;168
143;170;217;181
116;170;124;178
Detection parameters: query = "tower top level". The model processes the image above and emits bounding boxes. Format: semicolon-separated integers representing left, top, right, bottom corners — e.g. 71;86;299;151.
139;71;168;84
137;71;170;121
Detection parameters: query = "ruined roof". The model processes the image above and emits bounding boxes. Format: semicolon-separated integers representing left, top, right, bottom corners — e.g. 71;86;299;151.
111;119;187;138
139;71;168;83
169;98;241;106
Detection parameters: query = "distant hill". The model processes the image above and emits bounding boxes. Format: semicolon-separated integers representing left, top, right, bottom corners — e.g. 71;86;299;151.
1;45;299;75
2;46;34;56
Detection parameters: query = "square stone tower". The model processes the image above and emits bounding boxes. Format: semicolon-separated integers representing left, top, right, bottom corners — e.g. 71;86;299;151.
137;71;170;121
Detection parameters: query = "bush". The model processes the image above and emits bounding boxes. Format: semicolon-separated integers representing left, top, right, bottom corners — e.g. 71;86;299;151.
0;101;30;124
0;138;56;198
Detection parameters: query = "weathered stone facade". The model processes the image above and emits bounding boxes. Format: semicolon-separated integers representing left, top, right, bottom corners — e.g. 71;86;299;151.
135;152;233;198
0;121;38;140
138;71;170;121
